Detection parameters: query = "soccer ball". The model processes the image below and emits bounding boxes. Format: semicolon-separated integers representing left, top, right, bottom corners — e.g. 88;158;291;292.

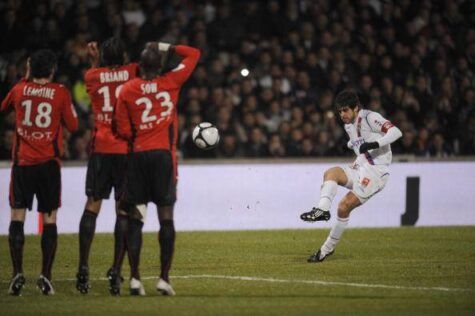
192;122;220;150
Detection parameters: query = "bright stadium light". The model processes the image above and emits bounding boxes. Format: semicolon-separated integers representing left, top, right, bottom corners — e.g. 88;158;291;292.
240;68;249;77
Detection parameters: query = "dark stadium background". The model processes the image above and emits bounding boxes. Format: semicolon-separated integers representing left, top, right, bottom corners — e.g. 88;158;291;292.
0;0;474;160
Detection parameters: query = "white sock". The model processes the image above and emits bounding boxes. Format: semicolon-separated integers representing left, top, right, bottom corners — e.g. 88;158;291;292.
321;216;349;255
316;180;337;212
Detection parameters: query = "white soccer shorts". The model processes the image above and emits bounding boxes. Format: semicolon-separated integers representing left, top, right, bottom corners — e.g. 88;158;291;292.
342;162;390;204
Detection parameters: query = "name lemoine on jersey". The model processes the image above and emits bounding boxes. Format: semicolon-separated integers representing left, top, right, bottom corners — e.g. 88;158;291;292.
22;86;56;100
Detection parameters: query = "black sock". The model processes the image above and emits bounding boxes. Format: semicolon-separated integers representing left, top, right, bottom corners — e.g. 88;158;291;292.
159;220;175;282
9;221;25;276
78;210;98;270
112;215;128;272
41;223;58;280
127;218;143;280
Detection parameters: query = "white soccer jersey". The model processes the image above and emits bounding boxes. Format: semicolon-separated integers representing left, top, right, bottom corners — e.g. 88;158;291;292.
345;109;395;166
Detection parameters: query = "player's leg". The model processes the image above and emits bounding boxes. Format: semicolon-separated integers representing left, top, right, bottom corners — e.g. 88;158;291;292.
123;152;148;295
37;210;58;295
308;192;361;263
77;153;113;293
126;203;146;295
107;154;129;295
106;202;128;296
8;164;33;295
156;205;176;295
8;209;27;296
76;198;101;293
111;201;129;272
36;160;61;295
154;150;177;295
78;198;102;269
308;164;389;262
111;203;128;271
300;166;349;222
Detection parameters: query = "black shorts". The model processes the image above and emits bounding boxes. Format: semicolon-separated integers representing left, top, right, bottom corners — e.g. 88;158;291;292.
9;160;61;213
123;150;176;207
86;153;127;201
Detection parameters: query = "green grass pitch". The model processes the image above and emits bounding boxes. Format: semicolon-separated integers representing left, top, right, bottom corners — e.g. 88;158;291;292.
1;227;474;315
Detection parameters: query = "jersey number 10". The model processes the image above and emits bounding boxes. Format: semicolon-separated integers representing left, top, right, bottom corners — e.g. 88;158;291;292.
98;85;123;112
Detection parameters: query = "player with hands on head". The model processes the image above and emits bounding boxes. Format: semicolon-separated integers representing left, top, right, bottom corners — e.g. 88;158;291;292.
114;41;200;295
300;90;402;262
1;50;78;295
76;37;139;296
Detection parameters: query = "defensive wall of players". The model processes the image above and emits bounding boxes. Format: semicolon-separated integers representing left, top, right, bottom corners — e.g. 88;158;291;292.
0;159;474;235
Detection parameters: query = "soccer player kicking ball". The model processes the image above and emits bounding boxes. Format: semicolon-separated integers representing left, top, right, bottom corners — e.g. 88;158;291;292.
76;38;139;296
300;90;402;262
114;42;200;295
1;50;78;295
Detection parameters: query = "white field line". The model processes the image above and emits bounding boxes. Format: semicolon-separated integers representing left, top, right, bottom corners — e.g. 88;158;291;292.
173;275;474;292
4;274;472;293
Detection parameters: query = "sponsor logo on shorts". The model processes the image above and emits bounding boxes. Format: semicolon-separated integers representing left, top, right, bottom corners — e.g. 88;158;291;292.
361;177;370;187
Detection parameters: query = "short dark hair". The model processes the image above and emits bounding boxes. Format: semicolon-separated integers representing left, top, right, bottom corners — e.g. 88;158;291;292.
139;45;163;78
30;49;57;79
335;90;360;110
100;37;126;67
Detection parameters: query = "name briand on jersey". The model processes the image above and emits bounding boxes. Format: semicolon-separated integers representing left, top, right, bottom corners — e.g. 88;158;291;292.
85;63;139;154
114;45;200;152
345;109;395;166
0;80;78;165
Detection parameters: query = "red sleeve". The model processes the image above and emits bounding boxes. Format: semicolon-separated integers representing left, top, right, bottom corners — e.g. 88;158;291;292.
129;63;140;77
0;89;15;114
114;90;132;140
165;45;201;86
84;69;96;95
61;89;79;132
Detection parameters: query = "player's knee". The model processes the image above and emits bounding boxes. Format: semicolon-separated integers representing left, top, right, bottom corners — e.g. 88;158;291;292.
324;167;342;182
42;211;57;224
323;169;334;181
116;200;128;215
158;205;174;222
117;209;128;216
10;209;26;222
85;198;102;213
125;203;147;222
337;201;351;218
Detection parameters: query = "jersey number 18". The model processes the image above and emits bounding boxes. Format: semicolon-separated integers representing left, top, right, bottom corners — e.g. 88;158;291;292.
21;100;52;128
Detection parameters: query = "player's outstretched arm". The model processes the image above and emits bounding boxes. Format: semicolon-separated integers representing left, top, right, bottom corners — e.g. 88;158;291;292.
87;42;100;68
359;112;403;154
375;125;402;147
25;58;31;80
156;43;201;85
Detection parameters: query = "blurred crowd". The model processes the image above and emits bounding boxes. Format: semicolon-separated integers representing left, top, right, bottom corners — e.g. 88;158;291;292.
1;0;475;160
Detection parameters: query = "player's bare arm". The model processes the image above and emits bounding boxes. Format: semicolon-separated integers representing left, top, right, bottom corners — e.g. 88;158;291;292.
86;41;100;68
